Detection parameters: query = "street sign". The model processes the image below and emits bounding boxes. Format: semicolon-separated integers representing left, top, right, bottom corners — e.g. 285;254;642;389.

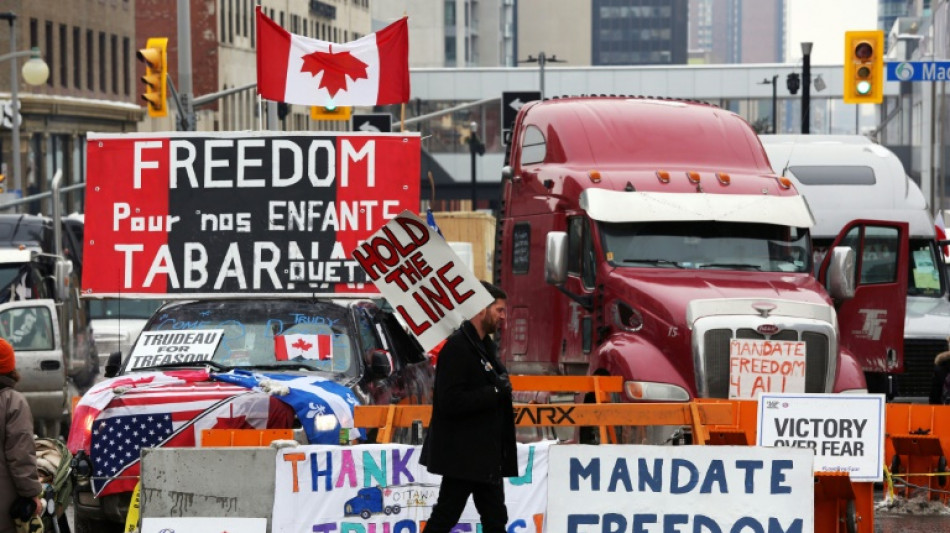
351;113;392;133
0;100;21;130
501;91;541;145
887;61;950;82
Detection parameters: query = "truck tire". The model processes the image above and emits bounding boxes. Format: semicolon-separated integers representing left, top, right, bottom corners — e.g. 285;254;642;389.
391;504;401;514
360;509;371;520
75;515;123;533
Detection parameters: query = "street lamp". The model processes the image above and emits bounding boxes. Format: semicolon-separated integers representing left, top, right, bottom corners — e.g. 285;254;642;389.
801;42;812;134
518;52;566;99
0;12;49;205
759;75;779;133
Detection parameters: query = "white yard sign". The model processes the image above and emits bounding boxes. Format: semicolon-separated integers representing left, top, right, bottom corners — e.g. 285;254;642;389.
127;330;223;370
547;444;814;533
757;393;886;482
729;339;807;398
352;210;493;351
143;517;266;533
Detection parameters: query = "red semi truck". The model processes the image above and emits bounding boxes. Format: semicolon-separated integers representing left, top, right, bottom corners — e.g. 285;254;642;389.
495;96;909;442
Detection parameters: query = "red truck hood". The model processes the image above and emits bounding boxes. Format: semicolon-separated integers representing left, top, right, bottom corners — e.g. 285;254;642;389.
606;268;831;326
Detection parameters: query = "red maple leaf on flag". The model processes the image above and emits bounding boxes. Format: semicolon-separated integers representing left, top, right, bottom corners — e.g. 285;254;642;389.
292;338;313;352
300;49;369;97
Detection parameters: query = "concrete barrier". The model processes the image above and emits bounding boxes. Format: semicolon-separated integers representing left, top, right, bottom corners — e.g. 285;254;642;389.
140;447;278;529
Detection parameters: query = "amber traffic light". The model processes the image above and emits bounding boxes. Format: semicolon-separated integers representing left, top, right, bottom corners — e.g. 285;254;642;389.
137;37;168;117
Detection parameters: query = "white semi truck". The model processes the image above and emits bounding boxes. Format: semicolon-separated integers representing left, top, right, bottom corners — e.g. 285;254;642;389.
761;134;949;401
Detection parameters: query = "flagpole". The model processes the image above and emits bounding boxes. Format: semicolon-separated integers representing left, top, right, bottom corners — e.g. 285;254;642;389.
400;103;406;132
257;95;264;130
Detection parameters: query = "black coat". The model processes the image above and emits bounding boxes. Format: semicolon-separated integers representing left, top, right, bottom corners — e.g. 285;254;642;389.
419;321;518;483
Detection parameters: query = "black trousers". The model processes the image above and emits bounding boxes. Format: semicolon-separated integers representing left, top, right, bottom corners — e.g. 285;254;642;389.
422;476;508;533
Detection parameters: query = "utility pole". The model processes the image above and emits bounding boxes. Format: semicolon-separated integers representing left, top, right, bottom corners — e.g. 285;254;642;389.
177;0;196;130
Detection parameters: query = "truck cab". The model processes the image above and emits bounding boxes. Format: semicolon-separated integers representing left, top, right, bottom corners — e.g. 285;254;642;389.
496;97;908;439
761;134;947;401
0;241;97;436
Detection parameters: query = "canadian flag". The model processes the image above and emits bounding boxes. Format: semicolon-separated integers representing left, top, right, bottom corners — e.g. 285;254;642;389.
256;6;409;107
274;334;333;362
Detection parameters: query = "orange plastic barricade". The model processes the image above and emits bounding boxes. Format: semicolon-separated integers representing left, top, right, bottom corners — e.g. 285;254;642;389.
884;403;950;503
697;398;874;533
200;429;294;447
509;375;623;444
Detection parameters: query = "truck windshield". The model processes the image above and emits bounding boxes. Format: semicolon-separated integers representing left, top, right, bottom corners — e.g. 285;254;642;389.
904;238;944;297
128;299;356;374
600;221;811;273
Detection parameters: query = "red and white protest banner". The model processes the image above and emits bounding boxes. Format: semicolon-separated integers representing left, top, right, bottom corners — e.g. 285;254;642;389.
352;211;493;351
83;131;420;298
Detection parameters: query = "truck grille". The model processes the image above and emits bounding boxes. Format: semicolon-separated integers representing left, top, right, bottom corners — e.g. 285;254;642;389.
702;328;830;397
897;339;945;400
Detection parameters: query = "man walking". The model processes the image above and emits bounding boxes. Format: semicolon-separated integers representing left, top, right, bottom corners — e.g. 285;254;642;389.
419;281;516;533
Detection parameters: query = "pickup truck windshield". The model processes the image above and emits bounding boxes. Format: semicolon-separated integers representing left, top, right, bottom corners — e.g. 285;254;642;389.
601;221;811;273
127;300;355;374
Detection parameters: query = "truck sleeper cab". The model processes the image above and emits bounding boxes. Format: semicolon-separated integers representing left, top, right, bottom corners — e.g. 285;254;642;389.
496;96;908;443
69;297;433;533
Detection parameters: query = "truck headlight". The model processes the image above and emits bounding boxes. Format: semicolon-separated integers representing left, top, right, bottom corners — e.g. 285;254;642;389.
624;381;689;401
612;301;643;332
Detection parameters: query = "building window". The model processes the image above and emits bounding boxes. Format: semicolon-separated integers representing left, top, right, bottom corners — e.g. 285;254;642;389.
220;0;226;42
45;21;53;87
86;30;94;90
99;32;106;92
73;27;81;89
123;37;130;96
243;0;249;37
59;24;67;88
111;35;118;94
29;19;37;48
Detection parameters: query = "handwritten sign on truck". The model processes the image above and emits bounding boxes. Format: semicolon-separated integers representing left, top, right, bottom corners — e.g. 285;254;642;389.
352;211;492;351
83;132;420;297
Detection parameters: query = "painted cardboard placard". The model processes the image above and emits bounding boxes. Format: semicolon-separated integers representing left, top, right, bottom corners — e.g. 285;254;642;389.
729;339;806;398
126;330;223;370
351;210;493;352
546;444;814;533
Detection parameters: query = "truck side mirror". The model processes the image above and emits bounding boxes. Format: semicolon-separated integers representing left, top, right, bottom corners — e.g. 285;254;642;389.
545;231;568;285
53;258;72;301
368;349;393;379
826;246;856;299
104;351;122;378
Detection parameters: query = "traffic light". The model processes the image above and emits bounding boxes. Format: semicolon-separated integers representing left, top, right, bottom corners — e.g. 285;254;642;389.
277;102;290;121
310;105;352;121
137;37;168;117
844;30;884;104
0;174;6;193
786;73;801;95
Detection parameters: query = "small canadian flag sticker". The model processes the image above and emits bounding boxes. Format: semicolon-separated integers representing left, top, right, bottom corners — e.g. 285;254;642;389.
274;334;332;361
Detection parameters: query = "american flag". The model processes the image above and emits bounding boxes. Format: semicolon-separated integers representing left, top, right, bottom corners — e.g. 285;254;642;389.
88;381;289;496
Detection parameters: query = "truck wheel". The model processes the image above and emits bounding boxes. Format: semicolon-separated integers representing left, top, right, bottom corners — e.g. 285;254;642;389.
384;506;393;515
75;515;123;533
360;510;371;520
391;504;401;514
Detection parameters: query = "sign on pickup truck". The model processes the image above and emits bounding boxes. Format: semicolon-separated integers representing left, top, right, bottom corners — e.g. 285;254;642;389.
83;132;421;297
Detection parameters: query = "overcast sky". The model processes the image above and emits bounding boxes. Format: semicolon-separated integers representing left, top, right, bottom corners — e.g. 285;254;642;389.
786;0;879;64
